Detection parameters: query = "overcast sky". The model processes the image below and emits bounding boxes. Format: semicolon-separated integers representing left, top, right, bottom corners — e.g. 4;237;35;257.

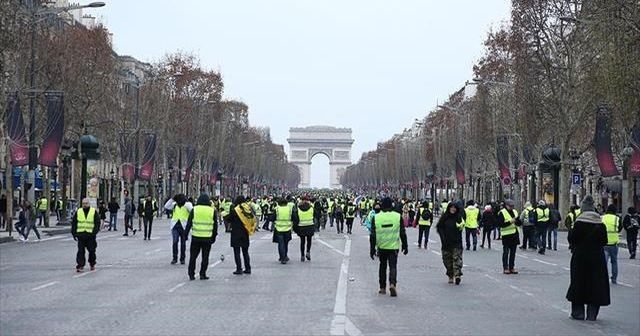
95;0;511;188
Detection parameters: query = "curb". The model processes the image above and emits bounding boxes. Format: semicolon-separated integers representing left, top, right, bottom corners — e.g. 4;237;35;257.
0;236;15;244
45;228;71;236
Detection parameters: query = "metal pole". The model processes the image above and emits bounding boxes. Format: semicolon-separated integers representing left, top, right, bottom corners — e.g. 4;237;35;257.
27;7;37;204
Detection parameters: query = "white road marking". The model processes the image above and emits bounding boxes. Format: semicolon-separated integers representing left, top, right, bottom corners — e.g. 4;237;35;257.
73;270;97;278
330;237;361;336
431;250;441;256
31;281;58;291
61;237;75;241
519;255;530;259
39;236;65;242
97;234;119;240
532;258;557;266
563;267;571;271
144;248;162;255
484;274;501;283
509;284;534;297
317;239;346;256
620;262;640;268
616;281;634;288
168;282;186;293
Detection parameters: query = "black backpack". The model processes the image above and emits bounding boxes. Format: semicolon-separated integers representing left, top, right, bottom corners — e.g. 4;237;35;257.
421;208;430;221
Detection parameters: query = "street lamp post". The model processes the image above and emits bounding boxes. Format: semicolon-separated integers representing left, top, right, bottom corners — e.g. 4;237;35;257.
109;169;115;200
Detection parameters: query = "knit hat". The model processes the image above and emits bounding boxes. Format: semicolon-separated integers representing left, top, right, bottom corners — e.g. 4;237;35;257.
381;197;393;209
580;195;596;212
538;200;546;206
196;193;211;206
504;199;515;207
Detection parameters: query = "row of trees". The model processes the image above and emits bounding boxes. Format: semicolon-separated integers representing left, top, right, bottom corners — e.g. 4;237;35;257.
342;0;639;215
1;0;300;202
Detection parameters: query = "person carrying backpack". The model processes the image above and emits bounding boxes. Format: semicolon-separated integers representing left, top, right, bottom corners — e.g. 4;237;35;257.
520;202;536;250
417;201;433;249
622;207;639;259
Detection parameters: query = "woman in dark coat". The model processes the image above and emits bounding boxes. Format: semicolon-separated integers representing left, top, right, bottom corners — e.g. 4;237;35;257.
436;202;465;285
229;196;252;275
293;197;315;262
566;196;610;321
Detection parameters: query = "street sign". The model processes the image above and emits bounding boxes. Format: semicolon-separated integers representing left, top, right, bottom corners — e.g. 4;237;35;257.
572;173;582;185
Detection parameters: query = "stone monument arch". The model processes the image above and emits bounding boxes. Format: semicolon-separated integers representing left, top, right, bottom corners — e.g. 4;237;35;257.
287;126;354;189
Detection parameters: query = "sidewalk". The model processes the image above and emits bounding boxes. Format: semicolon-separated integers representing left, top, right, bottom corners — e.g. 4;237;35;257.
0;215;71;243
0;212;167;244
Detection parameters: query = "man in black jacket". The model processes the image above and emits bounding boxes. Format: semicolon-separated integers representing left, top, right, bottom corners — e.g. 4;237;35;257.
71;198;101;272
623;207;639;259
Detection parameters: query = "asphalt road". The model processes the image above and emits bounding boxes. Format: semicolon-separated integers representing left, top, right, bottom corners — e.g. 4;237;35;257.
1;218;638;335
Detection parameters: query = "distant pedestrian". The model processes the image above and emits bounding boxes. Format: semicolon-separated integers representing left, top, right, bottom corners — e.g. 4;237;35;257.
533;200;549;255
122;196;136;236
294;196;315;262
98;200;108;230
273;198;295;264
345;200;356;234
142;196;158;240
480;205;496;249
370;197;407;297
417;201;433;249
520;201;536;250
71;198;100;272
437;202;465;285
602;204;622;284
36;196;48;226
229;196;256;274
622;207;639;259
164;194;192;265
497;199;521;274
186;194;217;280
463;200;480;251
19;201;40;242
0;194;6;229
107;197;120;231
334;201;344;234
547;204;561;251
566;195;610;321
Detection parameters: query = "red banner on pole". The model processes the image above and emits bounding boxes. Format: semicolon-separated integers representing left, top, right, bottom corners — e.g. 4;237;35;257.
39;92;65;167
5;93;29;166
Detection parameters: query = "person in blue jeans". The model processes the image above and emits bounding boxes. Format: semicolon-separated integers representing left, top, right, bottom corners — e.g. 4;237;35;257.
547;204;561;251
602;204;622;284
107;198;120;231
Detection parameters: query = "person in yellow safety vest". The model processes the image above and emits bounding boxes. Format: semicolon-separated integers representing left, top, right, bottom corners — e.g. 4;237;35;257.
293;196;315;262
345;201;357;234
463;200;481;251
534;200;550;255
36;196;48;226
221;197;232;232
328;198;335;227
602;204;622;284
519;202;536;250
497;199;522;274
436;202;465;285
370;197;408;297
565;205;582;230
185;194;217;280
71;198;101;272
164;194;193;265
56;199;63;220
359;198;368;223
230;196;256;275
273;197;296;264
417;201;433;249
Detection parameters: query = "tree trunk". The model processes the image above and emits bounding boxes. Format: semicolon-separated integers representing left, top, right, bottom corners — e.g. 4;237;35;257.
559;141;571;217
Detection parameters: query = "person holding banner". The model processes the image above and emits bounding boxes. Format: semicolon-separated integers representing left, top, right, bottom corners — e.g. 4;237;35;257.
229;196;256;274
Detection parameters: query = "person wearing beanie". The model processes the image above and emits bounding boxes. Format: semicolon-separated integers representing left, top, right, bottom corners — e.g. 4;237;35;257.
463;200;481;251
497;199;522;274
533;200;550;255
370;197;408;297
602;203;622;284
566;195;610;321
436;202;465;285
417;201;433;249
622;207;639;259
185;193;218;280
480;204;496;249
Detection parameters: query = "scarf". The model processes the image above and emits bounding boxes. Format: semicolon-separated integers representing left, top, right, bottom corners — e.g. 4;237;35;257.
235;203;257;236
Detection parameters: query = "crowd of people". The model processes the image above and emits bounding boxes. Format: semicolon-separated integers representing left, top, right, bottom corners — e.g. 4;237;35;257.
56;189;639;321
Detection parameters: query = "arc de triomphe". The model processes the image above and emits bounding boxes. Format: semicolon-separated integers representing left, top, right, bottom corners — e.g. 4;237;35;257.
287;126;354;189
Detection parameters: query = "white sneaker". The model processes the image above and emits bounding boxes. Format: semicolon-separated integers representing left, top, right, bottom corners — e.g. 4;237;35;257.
23;238;29;243
19;236;25;242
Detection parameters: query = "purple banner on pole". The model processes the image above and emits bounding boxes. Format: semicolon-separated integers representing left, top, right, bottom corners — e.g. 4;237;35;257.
5;93;29;166
120;137;135;182
455;151;466;184
39;93;65;167
139;134;156;181
594;105;619;177
496;135;512;185
184;147;196;181
630;121;640;177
